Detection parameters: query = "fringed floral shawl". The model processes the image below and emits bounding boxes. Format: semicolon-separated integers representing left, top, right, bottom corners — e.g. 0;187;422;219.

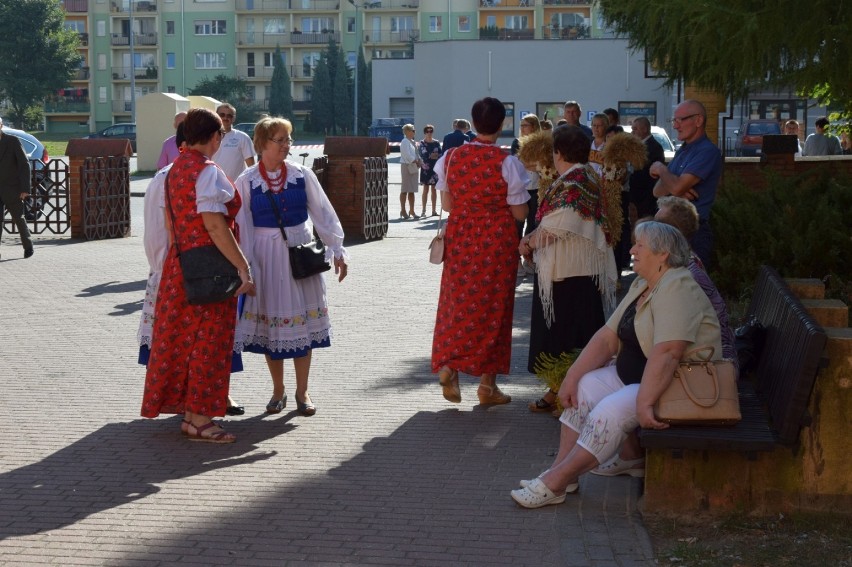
533;163;617;326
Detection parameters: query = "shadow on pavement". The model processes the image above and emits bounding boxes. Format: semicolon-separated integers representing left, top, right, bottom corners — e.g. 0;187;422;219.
0;415;286;541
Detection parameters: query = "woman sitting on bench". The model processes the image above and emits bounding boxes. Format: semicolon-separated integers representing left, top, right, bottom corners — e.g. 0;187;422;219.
511;221;724;509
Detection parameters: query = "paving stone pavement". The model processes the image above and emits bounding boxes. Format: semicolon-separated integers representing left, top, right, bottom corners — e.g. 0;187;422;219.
0;162;655;566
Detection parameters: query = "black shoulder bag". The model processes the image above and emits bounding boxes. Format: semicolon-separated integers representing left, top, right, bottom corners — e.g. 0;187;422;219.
165;171;241;305
264;190;331;279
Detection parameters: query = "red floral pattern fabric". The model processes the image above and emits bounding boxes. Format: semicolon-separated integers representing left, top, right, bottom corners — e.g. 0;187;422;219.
141;150;242;418
431;142;520;376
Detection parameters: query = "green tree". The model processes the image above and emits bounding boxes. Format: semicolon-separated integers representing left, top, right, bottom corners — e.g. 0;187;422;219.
0;0;81;129
332;44;352;134
356;49;372;136
598;1;852;116
310;55;333;134
268;45;293;118
188;74;249;105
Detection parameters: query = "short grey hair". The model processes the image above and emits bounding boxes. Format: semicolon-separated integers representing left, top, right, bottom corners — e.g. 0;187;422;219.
633;221;691;268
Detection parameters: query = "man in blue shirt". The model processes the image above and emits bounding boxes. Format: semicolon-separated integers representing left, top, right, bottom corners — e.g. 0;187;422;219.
442;119;467;154
563;100;593;141
650;100;722;267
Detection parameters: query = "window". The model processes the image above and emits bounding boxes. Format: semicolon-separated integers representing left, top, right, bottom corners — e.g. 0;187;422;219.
347;51;356;69
166;52;176;69
65;21;86;33
505;15;528;29
458;16;470;33
347;17;355;33
97;53;107;71
304;85;312;102
263;18;285;34
391;16;413;32
97;20;106;37
486;15;496;28
165;20;175;35
429;16;442;33
195;20;227;35
98;86;107;103
195;52;226;69
301;17;333;33
263;51;285;67
167;86;176;93
302;52;320;76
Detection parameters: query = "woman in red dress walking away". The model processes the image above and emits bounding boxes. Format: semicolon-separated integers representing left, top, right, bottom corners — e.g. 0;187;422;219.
431;97;530;405
141;108;256;443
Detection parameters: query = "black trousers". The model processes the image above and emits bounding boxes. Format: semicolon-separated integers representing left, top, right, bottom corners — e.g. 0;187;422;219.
0;194;33;251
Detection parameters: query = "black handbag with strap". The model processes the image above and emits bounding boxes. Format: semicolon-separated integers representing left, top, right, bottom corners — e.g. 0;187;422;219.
165;172;241;305
265;190;331;280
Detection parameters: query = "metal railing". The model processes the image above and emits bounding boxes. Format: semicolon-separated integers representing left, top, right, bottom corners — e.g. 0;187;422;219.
479;0;535;6
111;66;159;80
44;100;91;113
110;0;157;12
362;29;420;43
235;0;339;11
3;159;70;235
110;32;158;46
62;0;88;12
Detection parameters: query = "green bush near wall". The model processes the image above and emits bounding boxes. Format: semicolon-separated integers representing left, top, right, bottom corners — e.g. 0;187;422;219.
712;168;852;303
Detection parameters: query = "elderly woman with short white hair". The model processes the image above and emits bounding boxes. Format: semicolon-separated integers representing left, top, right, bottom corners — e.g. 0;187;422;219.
399;123;421;219
511;221;723;508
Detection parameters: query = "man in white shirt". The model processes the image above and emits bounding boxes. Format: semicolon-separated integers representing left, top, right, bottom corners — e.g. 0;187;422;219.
212;103;255;181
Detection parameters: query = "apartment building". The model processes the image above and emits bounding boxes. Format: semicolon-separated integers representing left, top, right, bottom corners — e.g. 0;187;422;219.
50;0;603;134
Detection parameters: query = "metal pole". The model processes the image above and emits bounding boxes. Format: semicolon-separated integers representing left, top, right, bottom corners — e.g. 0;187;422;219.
353;2;360;135
129;0;136;123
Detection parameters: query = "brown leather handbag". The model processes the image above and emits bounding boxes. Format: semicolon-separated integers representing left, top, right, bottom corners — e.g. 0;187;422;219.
654;346;741;425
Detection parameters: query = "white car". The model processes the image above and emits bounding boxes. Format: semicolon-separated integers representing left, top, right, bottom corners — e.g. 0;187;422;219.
651;126;677;161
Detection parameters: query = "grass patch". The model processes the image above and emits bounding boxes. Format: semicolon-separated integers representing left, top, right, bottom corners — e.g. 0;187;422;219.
29;131;78;158
646;512;852;566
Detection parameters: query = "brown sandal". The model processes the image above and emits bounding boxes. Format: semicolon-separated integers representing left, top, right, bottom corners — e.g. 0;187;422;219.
186;421;236;444
438;367;461;403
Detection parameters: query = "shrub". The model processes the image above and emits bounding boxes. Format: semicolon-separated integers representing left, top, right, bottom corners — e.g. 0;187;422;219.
712;167;852;302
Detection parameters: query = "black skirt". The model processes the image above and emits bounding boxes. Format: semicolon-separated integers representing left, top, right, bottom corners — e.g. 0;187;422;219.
527;275;605;374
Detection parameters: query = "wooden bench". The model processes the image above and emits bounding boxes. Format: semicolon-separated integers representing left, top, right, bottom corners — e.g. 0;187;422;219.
641;265;827;453
638;265;831;515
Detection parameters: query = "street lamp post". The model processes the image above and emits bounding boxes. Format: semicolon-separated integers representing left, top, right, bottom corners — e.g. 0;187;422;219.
348;0;362;135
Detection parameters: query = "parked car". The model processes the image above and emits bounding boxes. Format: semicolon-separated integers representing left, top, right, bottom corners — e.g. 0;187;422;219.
628;124;677;161
734;119;781;156
3;127;51;220
369;117;411;152
86;123;137;152
233;122;257;139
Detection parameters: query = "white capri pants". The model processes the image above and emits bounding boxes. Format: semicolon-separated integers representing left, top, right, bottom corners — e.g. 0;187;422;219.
559;365;639;464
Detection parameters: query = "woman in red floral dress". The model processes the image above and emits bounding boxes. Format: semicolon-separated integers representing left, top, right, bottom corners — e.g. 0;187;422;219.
141;108;256;443
431;97;530;405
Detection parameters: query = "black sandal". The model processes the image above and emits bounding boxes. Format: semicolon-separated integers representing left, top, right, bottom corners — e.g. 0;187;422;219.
266;396;287;414
527;390;558;413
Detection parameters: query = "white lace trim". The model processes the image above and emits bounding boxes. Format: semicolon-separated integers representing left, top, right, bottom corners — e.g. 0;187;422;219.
235;328;332;353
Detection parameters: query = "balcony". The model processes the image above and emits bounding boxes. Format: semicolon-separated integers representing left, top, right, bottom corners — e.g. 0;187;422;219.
359;0;420;8
78;32;89;46
111;65;159;80
236;66;275;80
540;24;590;39
62;0;88;12
235;0;339;11
112;100;133;113
479;0;535;6
73;67;91;80
542;0;589;4
478;26;534;40
45;100;91;113
110;0;158;12
110;32;158;46
291;31;340;44
362;28;419;44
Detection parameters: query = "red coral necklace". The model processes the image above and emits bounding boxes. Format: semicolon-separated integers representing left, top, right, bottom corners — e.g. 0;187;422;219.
259;160;287;193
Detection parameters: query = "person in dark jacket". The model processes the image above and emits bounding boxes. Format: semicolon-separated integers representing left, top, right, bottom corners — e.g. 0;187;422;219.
441;119;467;154
0;117;34;259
